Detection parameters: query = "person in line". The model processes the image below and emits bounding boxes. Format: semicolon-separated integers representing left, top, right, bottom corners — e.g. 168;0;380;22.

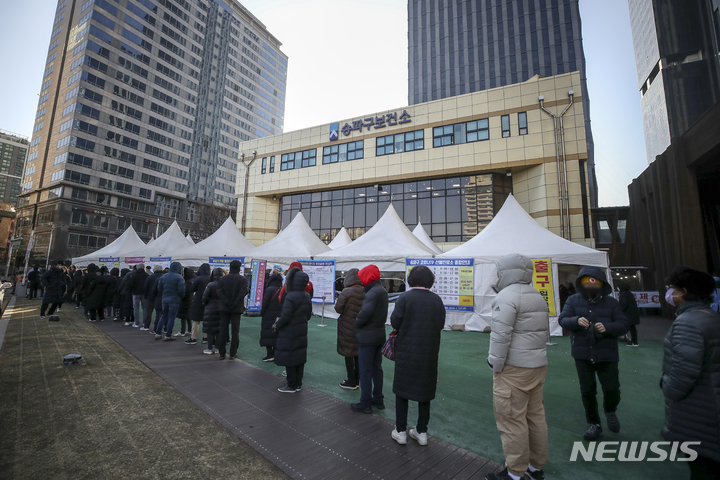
39;260;66;318
390;265;445;447
186;263;212;346
662;266;720;479
259;270;284;361
351;265;388;413
142;265;163;330
617;282;640;347
62;266;75;310
334;268;365;390
202;268;225;354
154;261;185;341
558;267;629;441
82;263;109;322
174;267;196;337
273;265;312;393
484;254;549;480
272;264;285;283
110;268;123;321
27;265;40;300
118;268;134;325
215;260;248;360
73;268;84;309
150;269;165;334
129;263;149;328
104;267;119;319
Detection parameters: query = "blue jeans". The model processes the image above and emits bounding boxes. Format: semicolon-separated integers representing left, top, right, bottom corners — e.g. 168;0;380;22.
155;302;179;338
358;345;384;407
133;294;144;326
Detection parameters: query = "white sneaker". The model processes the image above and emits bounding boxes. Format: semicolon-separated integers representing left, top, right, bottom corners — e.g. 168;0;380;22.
124;322;131;326
392;429;407;445
409;428;428;446
203;349;214;355
173;332;183;337
132;324;140;328
139;327;149;331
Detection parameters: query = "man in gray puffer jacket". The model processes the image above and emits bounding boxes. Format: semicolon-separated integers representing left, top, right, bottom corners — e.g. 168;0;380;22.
486;254;549;480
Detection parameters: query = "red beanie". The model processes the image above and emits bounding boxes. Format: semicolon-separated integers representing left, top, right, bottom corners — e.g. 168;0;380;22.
289;261;303;271
358;265;380;286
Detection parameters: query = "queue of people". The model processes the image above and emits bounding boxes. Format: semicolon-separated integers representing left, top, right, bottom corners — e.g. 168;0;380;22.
36;256;720;480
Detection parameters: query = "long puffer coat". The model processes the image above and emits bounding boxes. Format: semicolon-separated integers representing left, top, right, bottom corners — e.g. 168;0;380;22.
189;263;212;323
73;270;84;297
355;278;388;347
558;266;629;363
661;301;720;462
335;268;365;358
216;262;248;314
176;268;196;320
82;264;109;310
104;271;119;308
41;266;66;304
202;268;225;336
118;269;133;319
488;254;549;373
391;288;446;402
618;286;640;326
260;273;283;348
274;268;313;367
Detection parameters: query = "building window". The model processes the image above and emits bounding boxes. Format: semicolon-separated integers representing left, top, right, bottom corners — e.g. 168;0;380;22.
48;187;63;199
280;148;316;171
376;130;424;156
434;120;489;147
93;215;109;230
71;211;89;226
68;233;107;248
501;115;511;138
617;219;627;243
269;155;275;173
596;220;612;244
71;188;88;200
261;157;267;174
518;112;528;135
323;140;364;164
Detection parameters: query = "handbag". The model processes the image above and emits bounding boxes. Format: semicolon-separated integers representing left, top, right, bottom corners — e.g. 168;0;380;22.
382;330;398;361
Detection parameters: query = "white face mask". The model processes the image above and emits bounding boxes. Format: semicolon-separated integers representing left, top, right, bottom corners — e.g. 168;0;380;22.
665;288;677;306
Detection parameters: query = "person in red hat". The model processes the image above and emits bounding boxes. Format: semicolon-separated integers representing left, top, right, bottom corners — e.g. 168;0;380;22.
350;264;388;414
278;262;313;301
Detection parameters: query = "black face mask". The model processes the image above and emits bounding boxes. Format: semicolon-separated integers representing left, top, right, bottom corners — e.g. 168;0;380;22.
586;288;601;299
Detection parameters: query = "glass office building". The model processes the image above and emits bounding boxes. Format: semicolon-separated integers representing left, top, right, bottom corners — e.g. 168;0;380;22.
0;131;28;205
407;0;596;207
17;0;286;262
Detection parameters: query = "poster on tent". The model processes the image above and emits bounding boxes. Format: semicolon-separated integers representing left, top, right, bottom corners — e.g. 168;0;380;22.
209;256;245;270
406;258;475;311
247;259;266;312
99;257;120;269
125;256;145;266
531;258;557;316
632;291;661;308
149;257;172;270
298;260;336;304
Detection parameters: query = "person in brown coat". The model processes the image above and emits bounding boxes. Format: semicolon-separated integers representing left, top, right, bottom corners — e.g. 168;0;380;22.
335;268;365;390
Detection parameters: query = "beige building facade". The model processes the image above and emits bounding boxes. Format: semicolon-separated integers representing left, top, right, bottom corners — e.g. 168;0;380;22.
235;71;594;250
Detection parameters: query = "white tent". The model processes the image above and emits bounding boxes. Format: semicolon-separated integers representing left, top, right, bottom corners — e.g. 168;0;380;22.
316;204;436;271
247;212;330;265
174;217;256;267
328;227;353;249
412;222;444;254
72;226;146;268
439;194;609;335
129;220;193;261
185;234;195;245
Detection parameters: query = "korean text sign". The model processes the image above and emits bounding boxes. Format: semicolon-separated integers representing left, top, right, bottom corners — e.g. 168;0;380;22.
531;258;556;316
209;256;245;270
406;258;475;311
632;291;661;308
149;257;171;270
247;259;266;312
99;257;120;269
298;260;336;304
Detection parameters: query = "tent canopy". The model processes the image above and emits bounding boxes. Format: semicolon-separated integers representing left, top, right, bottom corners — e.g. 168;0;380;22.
72;226;146;267
130;220;192;260
328;227;353;249
412;222;444;254
440;194;608;267
174;217;255;266
317;204;436;271
248;212;330;265
185;234;195;245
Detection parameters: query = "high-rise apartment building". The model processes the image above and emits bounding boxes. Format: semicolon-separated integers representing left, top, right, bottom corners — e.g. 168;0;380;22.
17;0;287;262
628;0;720;163
0;130;28;204
407;0;597;207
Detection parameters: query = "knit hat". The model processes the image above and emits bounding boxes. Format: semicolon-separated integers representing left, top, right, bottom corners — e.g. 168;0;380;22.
358;265;380;286
154;265;163;272
289;261;303;271
580;276;602;286
273;264;282;271
665;266;715;297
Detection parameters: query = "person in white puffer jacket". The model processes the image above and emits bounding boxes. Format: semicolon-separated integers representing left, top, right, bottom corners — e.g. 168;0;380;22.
486;253;549;480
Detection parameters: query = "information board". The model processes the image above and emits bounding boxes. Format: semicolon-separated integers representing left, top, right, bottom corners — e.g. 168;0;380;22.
209;256;245;270
149;257;171;270
531;258;556;316
124;256;144;265
298;260;336;304
247;259;267;312
99;257;120;269
405;258;475;312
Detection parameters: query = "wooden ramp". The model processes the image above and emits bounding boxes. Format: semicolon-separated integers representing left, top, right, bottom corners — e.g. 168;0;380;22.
96;321;502;479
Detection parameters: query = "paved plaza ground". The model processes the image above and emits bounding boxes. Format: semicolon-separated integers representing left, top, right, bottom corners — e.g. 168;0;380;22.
0;297;685;480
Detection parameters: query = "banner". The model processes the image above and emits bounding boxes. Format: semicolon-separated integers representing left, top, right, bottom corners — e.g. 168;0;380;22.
632;291;661;308
149;256;171;270
531;258;556;316
299;260;336;304
124;256;145;265
99;257;120;269
406;258;475;312
209;256;245;270
247;259;267;312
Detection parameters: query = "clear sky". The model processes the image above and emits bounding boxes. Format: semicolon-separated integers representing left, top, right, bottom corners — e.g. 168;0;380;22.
0;0;647;206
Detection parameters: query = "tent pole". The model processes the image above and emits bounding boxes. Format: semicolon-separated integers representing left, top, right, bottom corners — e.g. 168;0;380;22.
546;317;557;346
317;296;328;327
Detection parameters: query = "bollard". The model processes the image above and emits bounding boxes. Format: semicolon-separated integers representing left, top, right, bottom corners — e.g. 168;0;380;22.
546;317;557;346
317;296;328;327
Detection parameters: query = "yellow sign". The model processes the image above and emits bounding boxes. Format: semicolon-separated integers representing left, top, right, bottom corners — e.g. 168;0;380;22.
531;258;556;316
